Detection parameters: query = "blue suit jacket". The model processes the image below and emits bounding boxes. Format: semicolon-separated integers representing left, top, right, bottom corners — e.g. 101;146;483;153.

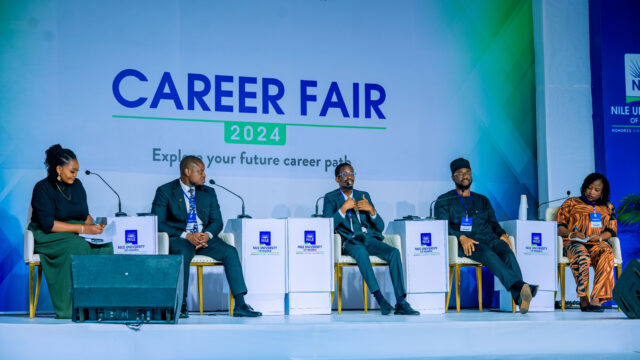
151;179;223;239
322;188;385;243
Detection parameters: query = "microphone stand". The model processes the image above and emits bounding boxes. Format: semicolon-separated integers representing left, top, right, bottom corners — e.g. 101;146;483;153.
85;170;127;217
209;179;251;218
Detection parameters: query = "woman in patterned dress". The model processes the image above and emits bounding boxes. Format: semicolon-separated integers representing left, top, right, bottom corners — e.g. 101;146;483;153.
556;173;617;312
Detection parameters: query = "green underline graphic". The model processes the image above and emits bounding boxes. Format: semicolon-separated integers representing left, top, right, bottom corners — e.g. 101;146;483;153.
112;115;386;130
612;125;640;128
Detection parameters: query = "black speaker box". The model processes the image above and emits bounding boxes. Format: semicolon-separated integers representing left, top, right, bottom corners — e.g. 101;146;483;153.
613;258;640;319
71;255;183;324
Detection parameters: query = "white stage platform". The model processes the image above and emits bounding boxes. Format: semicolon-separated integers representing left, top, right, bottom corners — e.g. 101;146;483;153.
1;310;639;359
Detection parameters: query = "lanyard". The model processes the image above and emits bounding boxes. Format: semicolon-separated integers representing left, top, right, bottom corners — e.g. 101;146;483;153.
182;189;196;209
581;196;596;213
456;191;471;217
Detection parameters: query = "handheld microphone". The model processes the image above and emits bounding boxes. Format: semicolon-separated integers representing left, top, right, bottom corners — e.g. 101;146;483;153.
537;190;571;219
85;170;127;217
426;193;462;219
209;179;251;218
311;195;326;217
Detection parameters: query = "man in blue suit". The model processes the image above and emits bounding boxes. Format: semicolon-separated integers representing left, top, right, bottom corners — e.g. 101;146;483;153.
323;162;419;315
152;156;261;318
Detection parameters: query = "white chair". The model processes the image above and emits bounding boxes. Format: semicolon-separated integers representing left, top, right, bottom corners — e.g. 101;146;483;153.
545;206;623;311
331;234;402;314
158;232;236;316
445;235;516;313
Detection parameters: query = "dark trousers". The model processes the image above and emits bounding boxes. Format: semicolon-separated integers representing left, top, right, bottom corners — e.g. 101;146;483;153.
462;239;524;302
343;235;406;299
169;236;248;302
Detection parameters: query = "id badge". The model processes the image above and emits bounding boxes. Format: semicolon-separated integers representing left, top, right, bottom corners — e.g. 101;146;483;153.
188;212;197;223
590;213;602;228
460;217;473;232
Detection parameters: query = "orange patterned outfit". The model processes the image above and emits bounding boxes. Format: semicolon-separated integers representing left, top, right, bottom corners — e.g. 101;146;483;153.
556;197;617;302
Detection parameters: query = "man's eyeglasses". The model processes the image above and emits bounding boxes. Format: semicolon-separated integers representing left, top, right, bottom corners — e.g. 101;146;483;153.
338;171;356;178
453;171;472;179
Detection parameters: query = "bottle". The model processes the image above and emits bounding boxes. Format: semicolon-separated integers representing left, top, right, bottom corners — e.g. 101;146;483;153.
518;194;528;220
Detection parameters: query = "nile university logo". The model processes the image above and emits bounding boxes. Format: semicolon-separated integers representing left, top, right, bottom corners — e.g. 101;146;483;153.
625;54;640;103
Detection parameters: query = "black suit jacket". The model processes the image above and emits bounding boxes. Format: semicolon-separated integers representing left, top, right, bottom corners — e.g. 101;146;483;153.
151;179;223;239
322;188;385;243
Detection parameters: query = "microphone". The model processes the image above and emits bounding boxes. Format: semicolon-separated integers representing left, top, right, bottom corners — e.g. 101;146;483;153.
311;195;326;217
209;179;251;218
537;190;571;218
426;193;463;220
85;170;127;217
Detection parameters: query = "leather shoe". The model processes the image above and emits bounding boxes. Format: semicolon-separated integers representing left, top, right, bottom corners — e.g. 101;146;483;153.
581;304;605;312
519;284;533;314
233;303;262;317
378;299;393;315
394;300;420;315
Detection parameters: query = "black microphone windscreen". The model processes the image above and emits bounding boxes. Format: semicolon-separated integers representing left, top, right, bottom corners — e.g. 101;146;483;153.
209;179;215;185
85;170;91;175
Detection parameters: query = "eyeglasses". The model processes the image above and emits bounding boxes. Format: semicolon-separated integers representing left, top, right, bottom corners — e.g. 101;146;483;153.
338;171;356;178
453;171;472;178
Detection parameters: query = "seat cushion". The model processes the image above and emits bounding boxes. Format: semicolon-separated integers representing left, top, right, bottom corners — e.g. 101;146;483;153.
337;255;387;265
191;255;221;265
455;257;481;265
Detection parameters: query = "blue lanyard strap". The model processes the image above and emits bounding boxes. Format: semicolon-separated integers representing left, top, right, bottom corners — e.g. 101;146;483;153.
456;191;471;217
581;196;596;212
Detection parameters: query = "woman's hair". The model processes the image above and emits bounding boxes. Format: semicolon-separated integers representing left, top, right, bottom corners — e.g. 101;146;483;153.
580;172;610;205
44;144;77;180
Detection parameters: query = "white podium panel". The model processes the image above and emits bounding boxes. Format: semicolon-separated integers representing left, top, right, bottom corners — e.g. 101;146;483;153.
286;218;333;315
496;220;557;312
225;218;286;315
108;216;158;255
386;220;448;313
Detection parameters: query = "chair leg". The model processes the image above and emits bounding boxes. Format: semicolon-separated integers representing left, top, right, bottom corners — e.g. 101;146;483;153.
512;299;516;313
337;265;343;314
560;264;566;312
617;265;622;312
34;265;42;316
445;265;453;313
363;278;368;313
29;264;35;318
476;265;482;312
455;264;461;313
229;293;234;316
197;265;204;315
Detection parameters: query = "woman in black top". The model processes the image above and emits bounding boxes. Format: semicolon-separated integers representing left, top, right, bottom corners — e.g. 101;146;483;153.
29;144;113;319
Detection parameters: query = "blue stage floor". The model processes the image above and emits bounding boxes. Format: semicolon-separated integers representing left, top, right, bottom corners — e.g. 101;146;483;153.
1;310;639;359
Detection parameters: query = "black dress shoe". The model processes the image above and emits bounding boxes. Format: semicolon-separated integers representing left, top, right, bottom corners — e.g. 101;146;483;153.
394;300;420;315
233;303;262;317
519;284;533;314
378;299;393;315
179;309;189;319
581;304;605;312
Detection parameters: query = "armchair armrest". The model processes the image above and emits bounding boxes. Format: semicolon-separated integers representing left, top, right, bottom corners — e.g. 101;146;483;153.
607;237;622;263
334;234;342;262
448;235;458;263
218;233;235;247
157;232;169;255
382;234;402;261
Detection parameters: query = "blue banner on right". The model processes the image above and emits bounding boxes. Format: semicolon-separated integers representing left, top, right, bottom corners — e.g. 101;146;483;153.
590;0;640;264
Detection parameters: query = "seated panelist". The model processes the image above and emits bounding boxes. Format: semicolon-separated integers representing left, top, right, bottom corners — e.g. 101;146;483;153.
151;155;261;318
29;144;113;319
322;162;419;315
556;173;617;312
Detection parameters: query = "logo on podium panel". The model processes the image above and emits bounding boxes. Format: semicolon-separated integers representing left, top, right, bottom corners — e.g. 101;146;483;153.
304;231;316;245
524;232;548;255
420;233;432;246
259;231;271;246
125;230;138;245
531;233;542;246
414;232;438;255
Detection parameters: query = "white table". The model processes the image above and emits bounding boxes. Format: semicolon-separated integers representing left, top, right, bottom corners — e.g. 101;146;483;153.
496;220;557;312
386;219;449;313
286;218;334;315
225;218;287;315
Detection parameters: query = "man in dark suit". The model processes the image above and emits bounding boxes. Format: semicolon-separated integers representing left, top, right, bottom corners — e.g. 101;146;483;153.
151;155;261;318
323;162;419;315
